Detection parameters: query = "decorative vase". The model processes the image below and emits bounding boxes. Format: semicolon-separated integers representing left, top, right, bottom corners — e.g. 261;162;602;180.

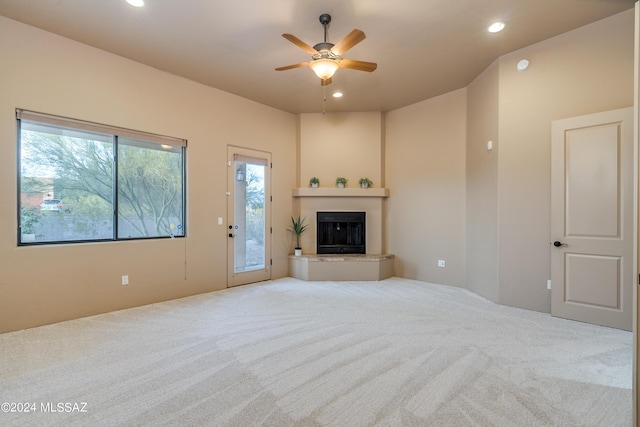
294;248;302;256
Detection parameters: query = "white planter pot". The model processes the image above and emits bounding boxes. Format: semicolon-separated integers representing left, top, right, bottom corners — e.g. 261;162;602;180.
311;183;318;188
337;183;345;188
361;183;369;188
21;233;36;242
294;248;302;256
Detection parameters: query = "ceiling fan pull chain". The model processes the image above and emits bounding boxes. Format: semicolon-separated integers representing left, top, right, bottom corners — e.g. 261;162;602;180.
322;84;326;114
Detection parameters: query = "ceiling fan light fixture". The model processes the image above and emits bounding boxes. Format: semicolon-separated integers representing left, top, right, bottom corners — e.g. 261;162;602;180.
309;58;340;80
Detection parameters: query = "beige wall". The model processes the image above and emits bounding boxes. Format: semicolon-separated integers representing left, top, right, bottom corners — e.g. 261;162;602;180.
295;112;385;255
385;89;467;287
466;61;500;302
299;112;383;188
385;9;633;301
0;17;296;333
0;9;634;333
495;10;634;312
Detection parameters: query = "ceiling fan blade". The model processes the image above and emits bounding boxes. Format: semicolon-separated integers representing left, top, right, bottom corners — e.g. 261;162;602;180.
339;58;377;72
320;77;333;86
331;29;366;56
282;34;318;55
275;62;310;71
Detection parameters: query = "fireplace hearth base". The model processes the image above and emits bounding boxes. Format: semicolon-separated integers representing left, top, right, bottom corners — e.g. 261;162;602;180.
288;254;394;281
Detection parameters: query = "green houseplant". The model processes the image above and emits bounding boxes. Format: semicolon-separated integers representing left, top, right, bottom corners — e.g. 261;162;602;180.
309;177;320;188
335;177;348;188
20;206;40;242
359;178;373;188
288;215;309;256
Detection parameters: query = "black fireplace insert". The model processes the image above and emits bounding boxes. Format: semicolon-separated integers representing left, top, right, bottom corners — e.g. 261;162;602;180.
316;211;365;254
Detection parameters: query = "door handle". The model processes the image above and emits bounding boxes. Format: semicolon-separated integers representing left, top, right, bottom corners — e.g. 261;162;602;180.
552;241;566;247
229;233;234;238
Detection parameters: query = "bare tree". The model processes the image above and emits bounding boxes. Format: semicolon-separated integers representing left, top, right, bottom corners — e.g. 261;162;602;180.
21;130;183;239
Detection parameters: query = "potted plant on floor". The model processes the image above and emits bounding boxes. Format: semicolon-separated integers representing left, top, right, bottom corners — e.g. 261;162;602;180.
309;177;320;188
336;177;347;188
20;206;39;242
288;215;308;256
359;178;373;188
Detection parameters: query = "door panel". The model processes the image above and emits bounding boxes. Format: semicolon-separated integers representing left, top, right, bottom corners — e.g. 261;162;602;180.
565;254;620;309
227;146;271;287
565;125;620;237
551;107;633;331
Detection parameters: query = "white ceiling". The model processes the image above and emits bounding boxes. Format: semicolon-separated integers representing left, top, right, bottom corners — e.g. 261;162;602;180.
0;0;635;114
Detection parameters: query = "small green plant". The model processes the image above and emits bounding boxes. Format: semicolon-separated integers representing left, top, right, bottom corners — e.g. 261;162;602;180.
20;206;40;234
335;177;348;187
287;215;309;249
359;178;373;188
309;177;320;187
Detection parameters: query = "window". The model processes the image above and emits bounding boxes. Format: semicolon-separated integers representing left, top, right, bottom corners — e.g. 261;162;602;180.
17;110;186;244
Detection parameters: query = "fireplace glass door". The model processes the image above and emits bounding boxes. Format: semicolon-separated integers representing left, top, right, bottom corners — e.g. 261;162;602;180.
317;212;365;254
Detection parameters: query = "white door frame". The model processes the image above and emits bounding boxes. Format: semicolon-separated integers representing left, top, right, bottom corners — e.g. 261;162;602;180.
227;145;272;287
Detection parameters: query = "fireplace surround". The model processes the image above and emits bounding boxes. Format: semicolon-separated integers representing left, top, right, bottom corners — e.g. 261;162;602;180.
290;187;392;280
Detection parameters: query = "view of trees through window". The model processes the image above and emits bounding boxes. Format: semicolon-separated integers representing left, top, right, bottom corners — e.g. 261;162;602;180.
244;163;265;268
19;119;185;244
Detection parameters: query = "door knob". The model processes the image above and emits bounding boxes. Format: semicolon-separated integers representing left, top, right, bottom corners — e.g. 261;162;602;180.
228;233;234;238
553;241;565;247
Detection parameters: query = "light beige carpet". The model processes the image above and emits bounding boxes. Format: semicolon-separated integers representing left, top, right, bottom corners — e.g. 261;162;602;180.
0;277;632;426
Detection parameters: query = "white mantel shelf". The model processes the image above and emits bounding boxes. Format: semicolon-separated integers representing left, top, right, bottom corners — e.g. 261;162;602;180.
293;188;390;198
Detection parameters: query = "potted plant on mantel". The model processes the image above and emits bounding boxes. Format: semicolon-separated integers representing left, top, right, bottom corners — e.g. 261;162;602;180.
359;178;373;188
309;177;320;188
288;215;309;256
336;177;348;188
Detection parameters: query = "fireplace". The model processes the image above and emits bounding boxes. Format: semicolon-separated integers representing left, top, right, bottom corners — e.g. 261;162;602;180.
316;212;365;254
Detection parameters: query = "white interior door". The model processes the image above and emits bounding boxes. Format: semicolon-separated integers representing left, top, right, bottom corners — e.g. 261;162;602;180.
551;107;633;331
227;146;271;287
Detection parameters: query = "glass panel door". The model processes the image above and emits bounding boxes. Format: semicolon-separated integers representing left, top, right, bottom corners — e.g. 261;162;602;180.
227;147;271;287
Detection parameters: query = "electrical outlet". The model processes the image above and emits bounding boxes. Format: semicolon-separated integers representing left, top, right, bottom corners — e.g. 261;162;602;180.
218;217;223;225
547;279;552;290
437;260;446;268
122;275;129;285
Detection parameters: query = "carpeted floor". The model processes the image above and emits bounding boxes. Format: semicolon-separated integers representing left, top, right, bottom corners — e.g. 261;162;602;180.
0;277;632;426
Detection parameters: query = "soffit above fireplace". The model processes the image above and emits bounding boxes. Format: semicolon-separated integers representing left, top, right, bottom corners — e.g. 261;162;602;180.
293;188;389;198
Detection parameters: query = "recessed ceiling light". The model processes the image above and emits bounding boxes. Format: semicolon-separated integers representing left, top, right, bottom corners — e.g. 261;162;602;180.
126;0;144;7
488;22;505;33
332;92;343;98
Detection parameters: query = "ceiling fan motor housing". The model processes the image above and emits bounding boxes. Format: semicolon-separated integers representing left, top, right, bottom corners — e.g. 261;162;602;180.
319;14;331;25
313;42;336;56
314;14;336;58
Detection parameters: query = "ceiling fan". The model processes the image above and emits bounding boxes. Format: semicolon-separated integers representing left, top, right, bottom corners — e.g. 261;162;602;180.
275;13;377;86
